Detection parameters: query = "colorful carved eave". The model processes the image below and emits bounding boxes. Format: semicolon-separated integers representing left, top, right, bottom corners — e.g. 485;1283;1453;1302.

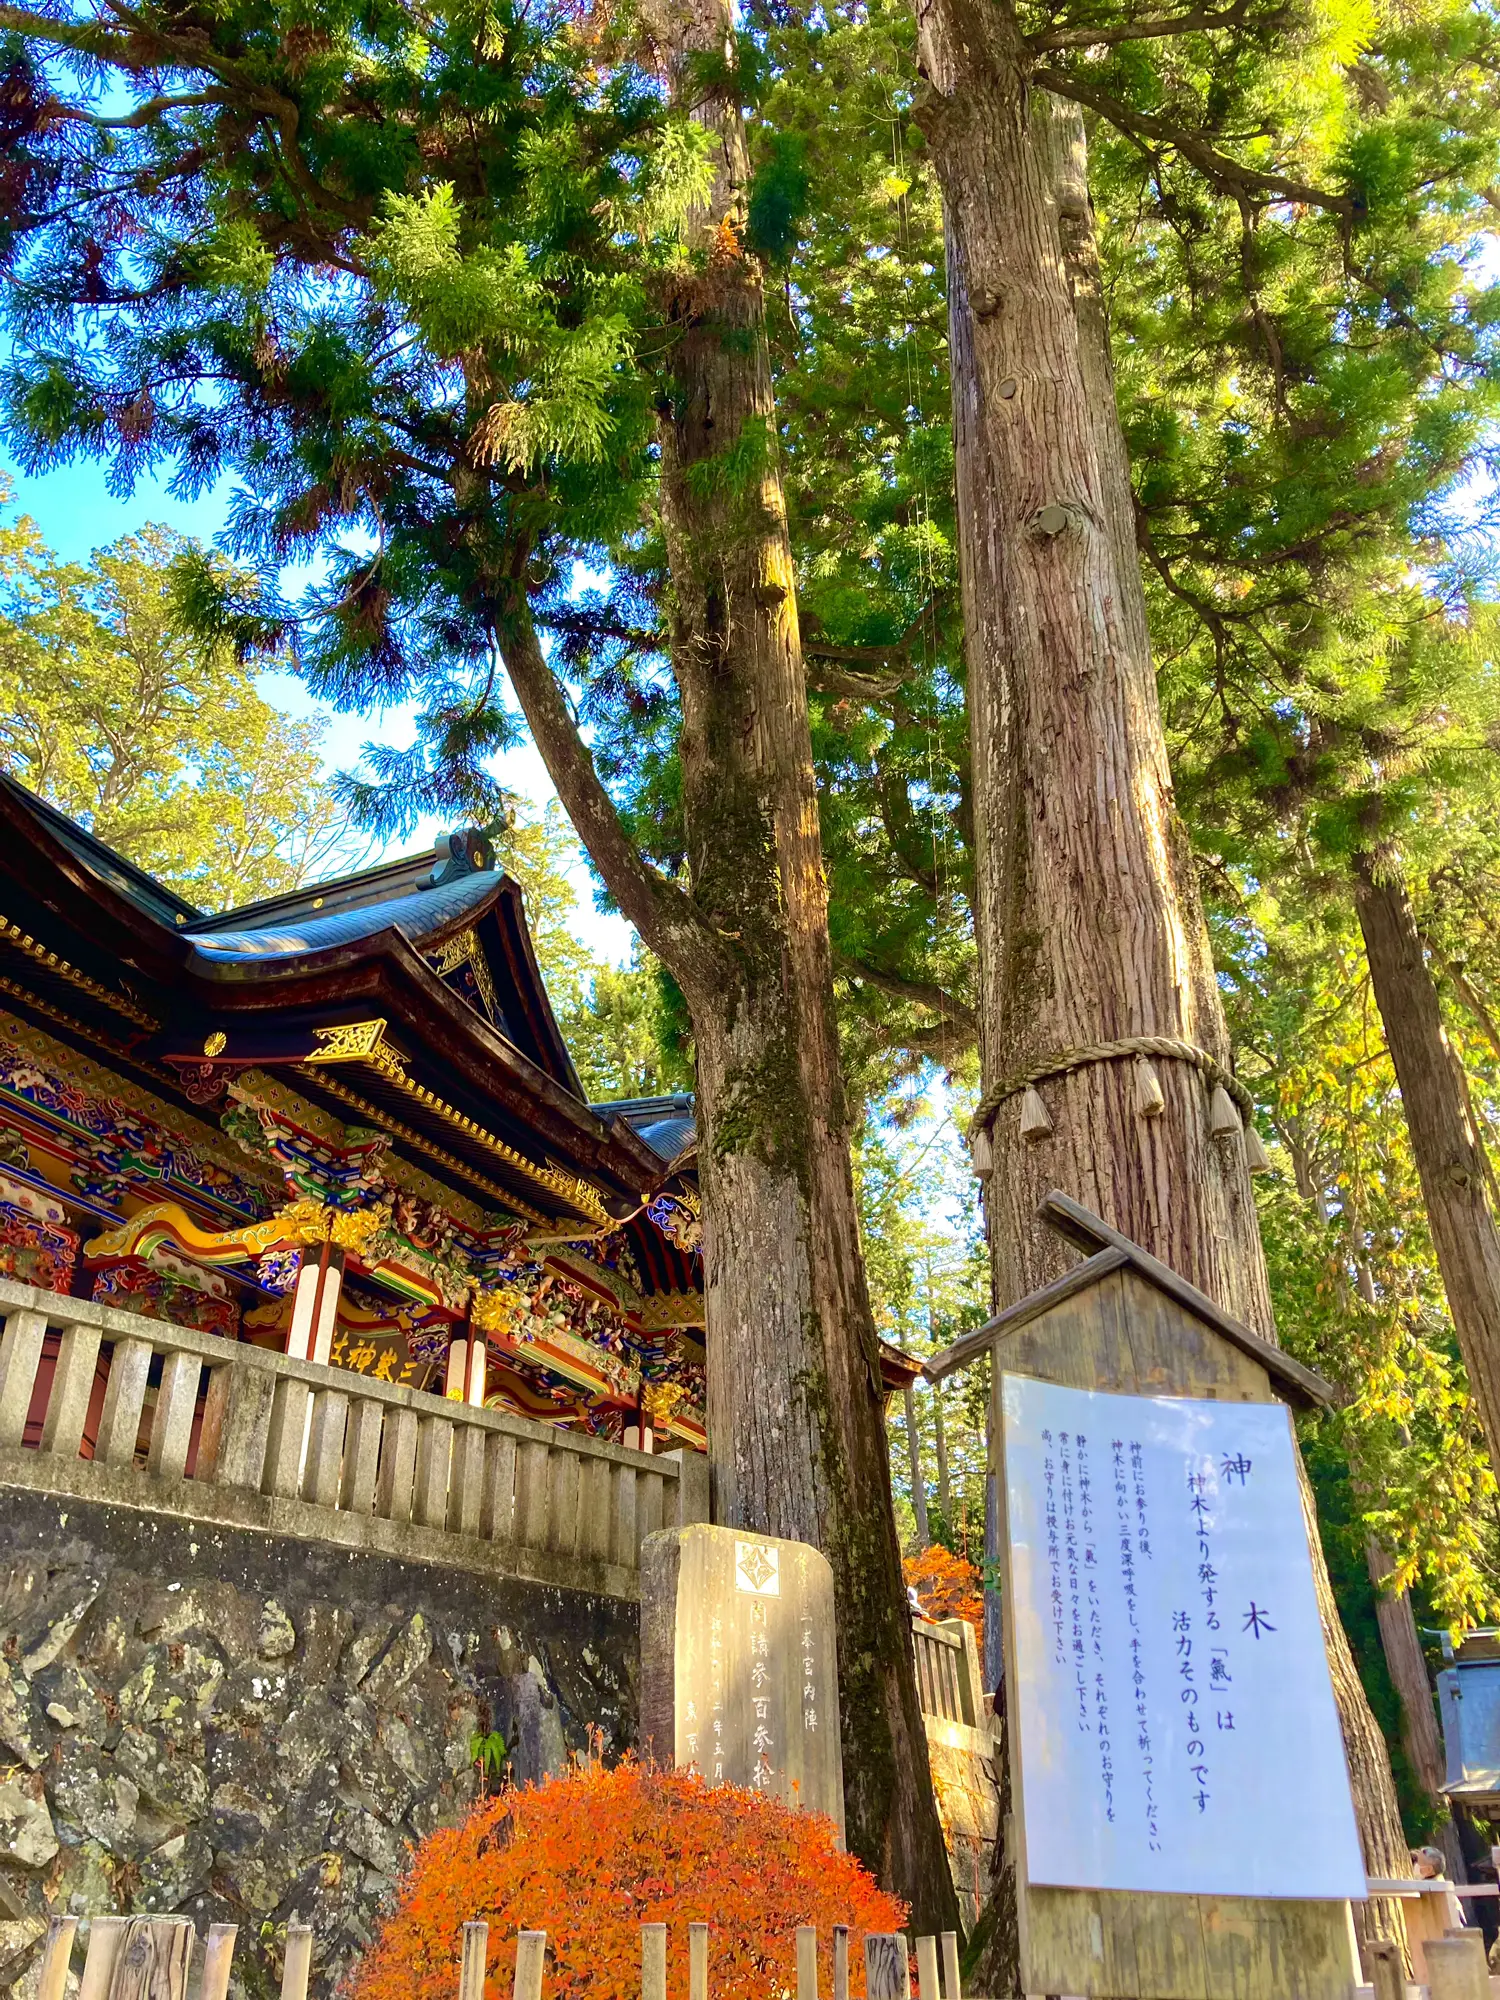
80;1191;707;1440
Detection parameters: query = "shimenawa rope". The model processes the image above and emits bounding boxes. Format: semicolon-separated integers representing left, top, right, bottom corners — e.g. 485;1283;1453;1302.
968;1034;1255;1140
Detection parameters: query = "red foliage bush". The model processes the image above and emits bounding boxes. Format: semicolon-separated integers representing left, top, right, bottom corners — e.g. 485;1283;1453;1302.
349;1759;908;2000
903;1546;982;1638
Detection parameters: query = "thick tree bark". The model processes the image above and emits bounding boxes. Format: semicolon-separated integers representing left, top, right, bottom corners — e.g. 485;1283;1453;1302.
911;33;1410;1972
1355;847;1500;1465
508;0;955;1927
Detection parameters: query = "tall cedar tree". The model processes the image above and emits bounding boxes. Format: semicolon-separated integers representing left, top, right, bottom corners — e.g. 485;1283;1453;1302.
905;1;1496;1966
0;0;954;1920
693;0;1500;1893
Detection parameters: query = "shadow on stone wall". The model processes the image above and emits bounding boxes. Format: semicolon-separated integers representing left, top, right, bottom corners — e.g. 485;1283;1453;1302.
0;1487;637;1997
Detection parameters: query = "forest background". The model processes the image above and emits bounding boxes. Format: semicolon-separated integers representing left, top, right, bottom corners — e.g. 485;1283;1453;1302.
2;0;1500;1867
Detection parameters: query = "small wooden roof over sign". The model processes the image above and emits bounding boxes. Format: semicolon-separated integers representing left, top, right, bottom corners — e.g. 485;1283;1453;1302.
924;1189;1335;1411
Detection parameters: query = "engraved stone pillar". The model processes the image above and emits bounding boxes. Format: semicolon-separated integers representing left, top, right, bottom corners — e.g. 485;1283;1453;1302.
640;1522;844;1836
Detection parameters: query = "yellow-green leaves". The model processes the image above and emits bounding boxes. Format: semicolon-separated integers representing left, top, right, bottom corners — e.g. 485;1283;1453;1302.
196;218;276;299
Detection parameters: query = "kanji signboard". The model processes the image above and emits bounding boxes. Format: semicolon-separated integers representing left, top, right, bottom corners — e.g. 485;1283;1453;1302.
1002;1374;1364;1900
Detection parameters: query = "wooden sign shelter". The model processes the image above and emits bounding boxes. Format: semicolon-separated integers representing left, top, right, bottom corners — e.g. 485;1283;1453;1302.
926;1192;1363;2000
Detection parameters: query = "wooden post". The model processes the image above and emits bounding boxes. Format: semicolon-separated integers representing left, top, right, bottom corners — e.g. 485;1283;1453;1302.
915;1935;940;2000
104;1917;194;2000
200;1923;238;2000
35;1914;77;2000
641;1922;667;2000
864;1934;910;2000
77;1915;129;2000
1425;1933;1488;2000
280;1922;313;2000
1367;1938;1405;2000
689;1923;708;2000
797;1926;818;2000
459;1920;489;2000
514;1928;547;2000
938;1930;960;2000
832;1925;849;2000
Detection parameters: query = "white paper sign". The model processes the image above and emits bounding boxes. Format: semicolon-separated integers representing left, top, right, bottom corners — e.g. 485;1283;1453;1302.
1002;1374;1364;1900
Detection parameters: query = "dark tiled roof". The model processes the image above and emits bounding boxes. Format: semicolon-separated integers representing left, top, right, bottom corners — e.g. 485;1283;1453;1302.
185;869;501;961
0;774;199;929
594;1094;696;1162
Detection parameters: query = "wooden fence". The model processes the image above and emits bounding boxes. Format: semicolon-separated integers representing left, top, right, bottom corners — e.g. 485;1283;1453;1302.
910;1618;977;1729
33;1898;1500;1999
29;1915;966;2000
0;1278;706;1591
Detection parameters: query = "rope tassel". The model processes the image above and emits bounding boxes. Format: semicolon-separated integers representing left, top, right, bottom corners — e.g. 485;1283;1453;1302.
1208;1083;1242;1139
1019;1087;1054;1142
971;1124;995;1179
1244;1123;1273;1174
1135;1059;1165;1117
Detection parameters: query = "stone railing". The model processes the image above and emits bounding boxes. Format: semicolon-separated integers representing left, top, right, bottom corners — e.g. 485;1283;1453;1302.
0;1275;707;1600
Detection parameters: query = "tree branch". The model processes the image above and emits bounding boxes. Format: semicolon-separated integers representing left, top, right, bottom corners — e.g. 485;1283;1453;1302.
492;585;726;996
835;953;977;1033
1032;67;1355;218
805;661;910;704
50;90;233;128
1028;0;1260;49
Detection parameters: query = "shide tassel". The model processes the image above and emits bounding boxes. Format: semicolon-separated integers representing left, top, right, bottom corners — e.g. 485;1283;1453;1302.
1019;1087;1054;1142
1135;1059;1165;1118
1208;1083;1242;1139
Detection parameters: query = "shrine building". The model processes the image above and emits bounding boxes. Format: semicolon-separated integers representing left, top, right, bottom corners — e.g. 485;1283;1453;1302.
0;774;712;1451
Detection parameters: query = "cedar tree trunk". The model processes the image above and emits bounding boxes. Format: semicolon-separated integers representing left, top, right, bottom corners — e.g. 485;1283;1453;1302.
501;0;957;1927
904;1384;933;1547
1355;846;1500;1465
1366;1541;1448;1807
911;33;1410;1969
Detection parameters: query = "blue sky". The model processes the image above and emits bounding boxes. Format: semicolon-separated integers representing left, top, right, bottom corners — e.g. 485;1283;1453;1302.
1;445;637;963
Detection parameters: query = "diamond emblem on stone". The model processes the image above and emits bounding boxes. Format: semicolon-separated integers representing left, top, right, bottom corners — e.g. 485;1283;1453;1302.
735;1542;780;1595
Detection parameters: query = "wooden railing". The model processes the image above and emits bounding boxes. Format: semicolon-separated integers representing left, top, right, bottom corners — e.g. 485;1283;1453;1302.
911;1615;981;1728
0;1276;706;1595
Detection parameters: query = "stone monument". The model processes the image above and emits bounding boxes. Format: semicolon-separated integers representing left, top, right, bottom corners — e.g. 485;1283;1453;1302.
640;1523;845;1837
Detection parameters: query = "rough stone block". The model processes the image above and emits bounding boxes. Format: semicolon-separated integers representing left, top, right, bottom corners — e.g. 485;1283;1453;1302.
113;1725;209;1825
14;1568;102;1678
136;1828;213;1911
0;1777;57;1869
213;1841;294;1916
32;1662;110;1745
344;1807;406;1879
257;1600;296;1659
0;1670;46;1769
0;1476;636;1998
296;1602;351;1686
51;1746;140;1856
358;1611;431;1704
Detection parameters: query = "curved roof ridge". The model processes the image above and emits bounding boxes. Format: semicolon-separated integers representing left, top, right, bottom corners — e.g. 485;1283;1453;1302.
186;868;503;960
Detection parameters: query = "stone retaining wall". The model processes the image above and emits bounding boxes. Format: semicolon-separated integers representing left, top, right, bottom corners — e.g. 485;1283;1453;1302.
0;1485;637;1998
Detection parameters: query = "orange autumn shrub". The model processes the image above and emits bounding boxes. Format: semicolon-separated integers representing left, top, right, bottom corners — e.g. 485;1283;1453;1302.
349;1758;907;2000
903;1545;982;1639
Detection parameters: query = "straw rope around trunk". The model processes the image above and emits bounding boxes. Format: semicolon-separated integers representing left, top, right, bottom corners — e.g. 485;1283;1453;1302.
967;1035;1256;1140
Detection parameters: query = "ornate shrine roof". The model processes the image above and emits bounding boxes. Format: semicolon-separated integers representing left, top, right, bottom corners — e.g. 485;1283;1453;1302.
0;775;669;1233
